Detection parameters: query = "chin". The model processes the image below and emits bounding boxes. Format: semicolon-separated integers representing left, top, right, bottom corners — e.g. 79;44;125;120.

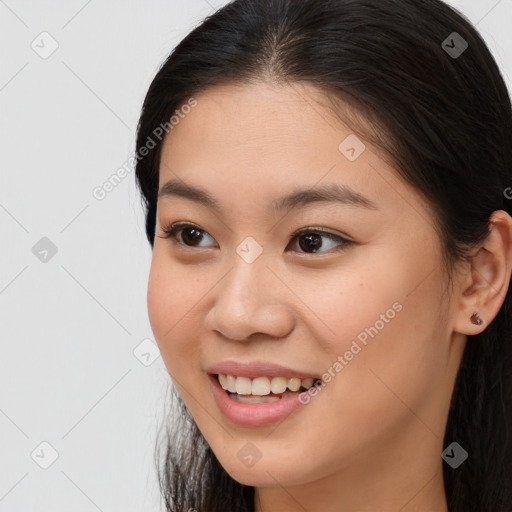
210;446;317;488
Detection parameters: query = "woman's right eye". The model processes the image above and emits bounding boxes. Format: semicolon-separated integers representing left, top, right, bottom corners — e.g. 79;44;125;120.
158;222;218;248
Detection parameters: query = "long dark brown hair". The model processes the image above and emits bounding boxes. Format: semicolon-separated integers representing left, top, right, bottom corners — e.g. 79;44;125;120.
134;1;512;510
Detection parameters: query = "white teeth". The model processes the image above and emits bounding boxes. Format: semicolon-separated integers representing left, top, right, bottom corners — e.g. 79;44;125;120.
301;378;314;389
235;376;252;395
230;394;280;403
287;378;301;392
218;374;228;389
252;377;271;395
217;374;318;396
226;374;236;393
270;377;288;394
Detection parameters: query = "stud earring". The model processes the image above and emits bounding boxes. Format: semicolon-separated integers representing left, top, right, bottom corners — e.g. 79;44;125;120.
470;312;483;325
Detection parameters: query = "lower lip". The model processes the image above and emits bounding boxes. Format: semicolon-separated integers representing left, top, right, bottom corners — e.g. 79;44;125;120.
208;373;311;427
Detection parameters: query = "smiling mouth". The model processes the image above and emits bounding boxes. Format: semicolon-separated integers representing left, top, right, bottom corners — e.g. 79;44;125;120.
214;373;322;403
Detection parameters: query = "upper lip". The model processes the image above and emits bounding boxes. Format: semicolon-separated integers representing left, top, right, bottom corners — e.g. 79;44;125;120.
206;360;321;380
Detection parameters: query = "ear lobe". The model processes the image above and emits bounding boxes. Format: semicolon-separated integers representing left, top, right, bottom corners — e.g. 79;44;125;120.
453;210;512;335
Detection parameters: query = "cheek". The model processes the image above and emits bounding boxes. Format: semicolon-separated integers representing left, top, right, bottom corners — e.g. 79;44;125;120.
298;263;405;354
147;254;196;364
147;250;215;385
147;259;173;343
147;248;198;333
316;241;441;364
305;254;444;415
319;267;445;437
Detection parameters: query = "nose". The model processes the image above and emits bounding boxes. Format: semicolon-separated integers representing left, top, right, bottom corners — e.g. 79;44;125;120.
204;254;295;342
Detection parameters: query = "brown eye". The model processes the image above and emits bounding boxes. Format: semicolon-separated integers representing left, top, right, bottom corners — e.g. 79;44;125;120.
178;226;205;246
288;228;351;254
158;222;217;248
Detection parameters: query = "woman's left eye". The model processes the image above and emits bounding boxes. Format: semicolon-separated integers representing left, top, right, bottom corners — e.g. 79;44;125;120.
158;222;352;254
288;227;351;254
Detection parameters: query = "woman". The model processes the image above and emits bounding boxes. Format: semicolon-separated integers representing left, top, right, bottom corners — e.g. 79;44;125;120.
134;0;512;510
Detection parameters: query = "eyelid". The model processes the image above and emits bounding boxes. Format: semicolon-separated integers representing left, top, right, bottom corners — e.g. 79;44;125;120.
289;225;351;241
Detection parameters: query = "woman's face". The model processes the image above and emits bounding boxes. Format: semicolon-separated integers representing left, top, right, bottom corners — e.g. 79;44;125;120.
147;82;465;491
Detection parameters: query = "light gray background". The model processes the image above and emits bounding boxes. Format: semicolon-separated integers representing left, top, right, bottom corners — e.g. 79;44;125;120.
0;1;510;511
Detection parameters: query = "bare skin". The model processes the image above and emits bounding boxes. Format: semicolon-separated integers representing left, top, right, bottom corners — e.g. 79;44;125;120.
146;81;512;511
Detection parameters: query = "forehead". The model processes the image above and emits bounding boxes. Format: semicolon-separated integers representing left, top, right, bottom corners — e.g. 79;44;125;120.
163;81;361;157
158;82;430;222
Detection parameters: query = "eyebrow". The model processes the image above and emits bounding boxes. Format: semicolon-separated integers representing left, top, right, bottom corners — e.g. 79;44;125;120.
157;179;378;214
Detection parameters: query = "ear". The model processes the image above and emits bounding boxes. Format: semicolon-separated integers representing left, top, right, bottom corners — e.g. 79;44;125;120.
454;210;512;335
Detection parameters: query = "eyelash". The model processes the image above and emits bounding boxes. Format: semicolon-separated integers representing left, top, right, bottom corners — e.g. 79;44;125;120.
157;221;353;255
